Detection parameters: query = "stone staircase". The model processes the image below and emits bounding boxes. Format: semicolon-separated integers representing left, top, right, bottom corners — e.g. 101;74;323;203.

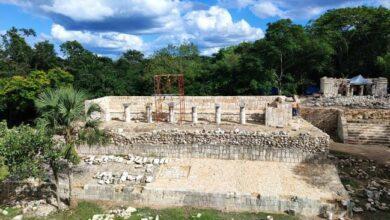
346;121;390;145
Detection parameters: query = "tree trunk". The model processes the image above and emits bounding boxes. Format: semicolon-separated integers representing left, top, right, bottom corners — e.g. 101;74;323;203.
52;166;61;210
67;164;76;207
279;53;283;95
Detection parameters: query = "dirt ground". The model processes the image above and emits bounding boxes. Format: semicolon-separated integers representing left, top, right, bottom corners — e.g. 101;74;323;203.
148;158;347;202
330;141;390;165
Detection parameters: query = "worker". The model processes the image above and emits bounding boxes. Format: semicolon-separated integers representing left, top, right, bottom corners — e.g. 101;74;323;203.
292;95;300;117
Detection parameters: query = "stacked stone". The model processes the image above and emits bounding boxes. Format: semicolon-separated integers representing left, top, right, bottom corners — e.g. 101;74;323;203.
304;95;390;109
107;129;329;153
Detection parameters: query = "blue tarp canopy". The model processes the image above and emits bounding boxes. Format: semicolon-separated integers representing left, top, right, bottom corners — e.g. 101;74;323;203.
349;74;369;85
304;85;320;95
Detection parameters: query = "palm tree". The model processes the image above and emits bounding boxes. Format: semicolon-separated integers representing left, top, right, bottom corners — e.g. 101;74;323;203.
35;86;105;208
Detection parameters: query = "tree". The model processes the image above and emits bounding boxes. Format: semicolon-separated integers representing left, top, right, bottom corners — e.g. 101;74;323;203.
0;120;66;209
145;43;209;95
376;53;390;79
32;41;58;71
35;86;106;207
0;27;35;76
0;69;73;126
309;7;390;77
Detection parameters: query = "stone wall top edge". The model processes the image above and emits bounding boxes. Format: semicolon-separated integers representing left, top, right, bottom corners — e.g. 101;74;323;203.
87;95;286;102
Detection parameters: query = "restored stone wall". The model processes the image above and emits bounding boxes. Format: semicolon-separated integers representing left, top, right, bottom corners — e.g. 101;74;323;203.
265;103;292;127
86;96;285;122
77;129;329;163
73;185;336;216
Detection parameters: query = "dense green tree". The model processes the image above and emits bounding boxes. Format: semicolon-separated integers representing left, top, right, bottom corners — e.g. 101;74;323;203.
376;53;390;79
0;69;73;125
145;43;210;95
309;6;390;77
0;27;35;76
32;41;58;71
0;121;53;180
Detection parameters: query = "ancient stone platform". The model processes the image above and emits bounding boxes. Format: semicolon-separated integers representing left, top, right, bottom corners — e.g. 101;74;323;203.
77;118;330;163
72;157;348;216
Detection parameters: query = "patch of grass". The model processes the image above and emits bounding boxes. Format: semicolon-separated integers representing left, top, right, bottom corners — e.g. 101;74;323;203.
39;201;103;220
127;207;298;220
340;177;360;189
127;207;186;220
329;150;351;159
0;207;21;220
1;203;298;220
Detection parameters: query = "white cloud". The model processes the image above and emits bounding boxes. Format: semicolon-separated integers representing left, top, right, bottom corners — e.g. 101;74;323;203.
1;1;262;56
250;2;285;18
51;24;144;52
41;0;114;21
218;0;255;9
183;6;263;49
224;0;389;19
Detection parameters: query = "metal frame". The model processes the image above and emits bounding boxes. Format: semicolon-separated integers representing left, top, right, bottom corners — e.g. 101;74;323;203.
154;74;185;123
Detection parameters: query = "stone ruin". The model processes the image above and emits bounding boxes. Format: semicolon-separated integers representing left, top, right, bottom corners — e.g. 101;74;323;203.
77;95;349;217
86;96;294;128
320;76;388;97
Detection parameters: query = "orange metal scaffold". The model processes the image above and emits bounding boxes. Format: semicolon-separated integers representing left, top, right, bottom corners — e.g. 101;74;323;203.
153;74;185;123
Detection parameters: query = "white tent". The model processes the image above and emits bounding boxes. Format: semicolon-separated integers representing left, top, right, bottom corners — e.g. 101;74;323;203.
349;74;369;85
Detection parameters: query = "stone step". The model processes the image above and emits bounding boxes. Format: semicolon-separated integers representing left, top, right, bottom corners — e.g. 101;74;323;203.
347;140;390;145
348;132;389;136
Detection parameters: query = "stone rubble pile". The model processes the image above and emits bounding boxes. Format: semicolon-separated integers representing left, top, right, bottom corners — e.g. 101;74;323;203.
84;154;168;185
304;95;390;109
332;154;390;214
84;154;169;166
108;128;329;153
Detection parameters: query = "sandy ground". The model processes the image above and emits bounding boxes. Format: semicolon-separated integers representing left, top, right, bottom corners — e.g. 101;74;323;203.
330;141;390;165
147;158;347;202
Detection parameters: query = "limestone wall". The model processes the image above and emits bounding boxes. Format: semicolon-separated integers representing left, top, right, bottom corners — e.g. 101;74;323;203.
86;96;285;122
73;185;336;216
265;103;292;127
77;128;329;163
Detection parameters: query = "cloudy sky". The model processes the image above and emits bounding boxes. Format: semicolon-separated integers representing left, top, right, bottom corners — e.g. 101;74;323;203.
0;0;388;57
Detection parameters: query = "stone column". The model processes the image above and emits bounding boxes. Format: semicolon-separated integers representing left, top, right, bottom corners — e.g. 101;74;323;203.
239;103;246;125
104;111;111;122
359;85;364;96
146;103;153;123
215;103;221;125
351;86;355;96
346;84;350;96
123;103;131;122
191;106;198;124
168;102;175;123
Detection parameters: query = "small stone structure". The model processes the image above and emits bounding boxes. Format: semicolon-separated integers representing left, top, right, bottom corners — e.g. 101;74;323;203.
320;76;388;97
265;98;292;128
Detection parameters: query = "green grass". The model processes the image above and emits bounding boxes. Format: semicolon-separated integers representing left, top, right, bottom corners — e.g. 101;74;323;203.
0;202;298;220
0;207;21;220
44;201;103;220
340;176;360;189
125;207;298;220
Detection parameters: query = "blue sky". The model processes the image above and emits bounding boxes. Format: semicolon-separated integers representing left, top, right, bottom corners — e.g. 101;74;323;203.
0;0;388;57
